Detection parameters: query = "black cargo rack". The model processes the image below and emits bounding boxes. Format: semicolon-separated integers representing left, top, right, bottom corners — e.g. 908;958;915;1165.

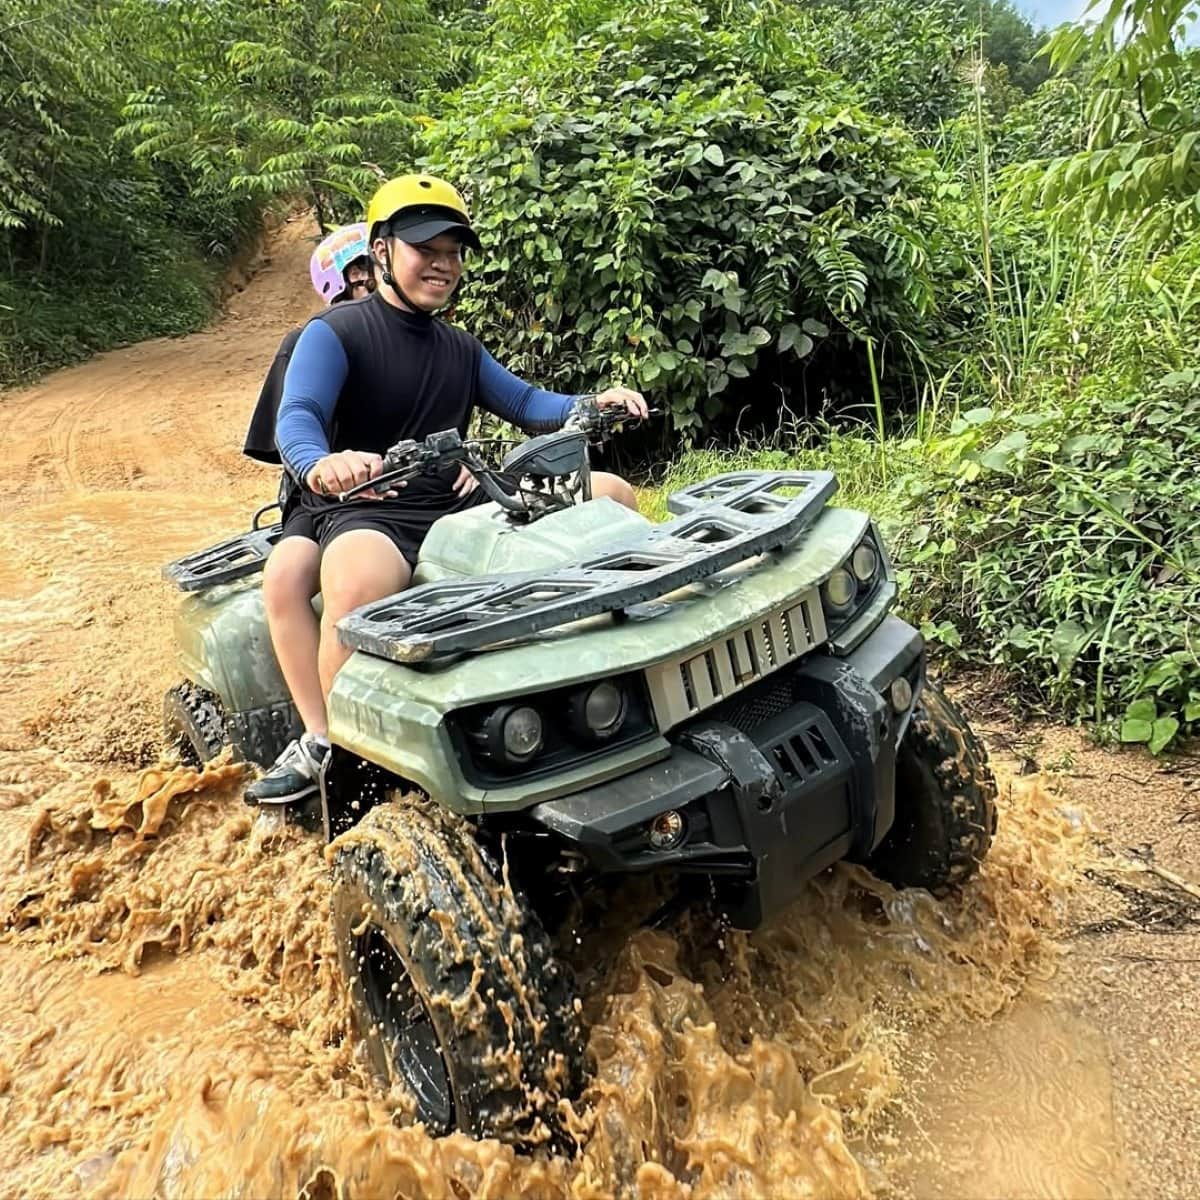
162;523;282;592
337;470;837;663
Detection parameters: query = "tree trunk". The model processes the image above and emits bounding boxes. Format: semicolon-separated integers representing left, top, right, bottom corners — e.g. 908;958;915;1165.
38;158;57;274
310;182;327;234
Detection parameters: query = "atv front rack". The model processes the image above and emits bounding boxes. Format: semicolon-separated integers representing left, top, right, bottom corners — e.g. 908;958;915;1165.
338;471;837;663
163;523;282;592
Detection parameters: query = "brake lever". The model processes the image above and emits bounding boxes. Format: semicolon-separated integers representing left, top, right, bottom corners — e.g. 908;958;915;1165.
337;430;472;501
569;402;660;439
338;463;418;502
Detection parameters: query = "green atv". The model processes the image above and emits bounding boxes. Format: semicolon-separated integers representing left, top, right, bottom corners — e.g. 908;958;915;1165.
163;404;996;1146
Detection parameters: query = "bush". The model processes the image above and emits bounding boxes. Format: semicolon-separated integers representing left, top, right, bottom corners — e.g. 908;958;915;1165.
0;0;261;387
419;0;945;438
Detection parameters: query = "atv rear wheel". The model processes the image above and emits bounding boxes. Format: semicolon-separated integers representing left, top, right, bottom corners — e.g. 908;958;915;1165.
330;800;585;1146
869;681;997;891
163;682;227;766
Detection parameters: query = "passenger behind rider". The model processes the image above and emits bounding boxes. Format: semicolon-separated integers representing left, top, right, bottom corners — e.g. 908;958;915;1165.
240;223;374;779
244;175;644;808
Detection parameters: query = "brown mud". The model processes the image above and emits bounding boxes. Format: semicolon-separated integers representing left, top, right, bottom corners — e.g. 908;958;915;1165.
1;214;1198;1198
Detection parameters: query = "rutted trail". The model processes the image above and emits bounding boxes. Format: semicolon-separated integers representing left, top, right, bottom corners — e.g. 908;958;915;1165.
0;217;319;782
0;215;1196;1199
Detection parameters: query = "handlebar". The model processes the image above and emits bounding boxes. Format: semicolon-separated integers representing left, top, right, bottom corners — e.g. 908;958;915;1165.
336;429;470;501
335;400;657;503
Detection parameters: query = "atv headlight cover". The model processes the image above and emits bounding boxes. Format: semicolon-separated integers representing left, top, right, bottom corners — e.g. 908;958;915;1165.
820;530;888;633
568;681;628;742
822;566;857;612
481;703;544;765
851;543;878;584
450;672;657;785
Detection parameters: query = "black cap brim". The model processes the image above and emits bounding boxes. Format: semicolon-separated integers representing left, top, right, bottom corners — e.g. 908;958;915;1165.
388;215;481;252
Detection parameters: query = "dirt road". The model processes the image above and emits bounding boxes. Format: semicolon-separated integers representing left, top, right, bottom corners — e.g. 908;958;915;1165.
0;215;1197;1198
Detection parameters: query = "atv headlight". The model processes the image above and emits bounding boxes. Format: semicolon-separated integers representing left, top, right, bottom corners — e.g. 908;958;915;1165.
851;543;878;584
820;532;887;631
450;673;657;785
821;566;857;612
481;703;544;766
568;681;628;742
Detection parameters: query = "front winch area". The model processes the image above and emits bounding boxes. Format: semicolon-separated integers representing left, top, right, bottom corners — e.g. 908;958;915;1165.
530;643;912;928
526;610;925;929
531;695;859;928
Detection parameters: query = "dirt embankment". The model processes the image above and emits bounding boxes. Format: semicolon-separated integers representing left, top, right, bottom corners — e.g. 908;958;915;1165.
0;214;1197;1199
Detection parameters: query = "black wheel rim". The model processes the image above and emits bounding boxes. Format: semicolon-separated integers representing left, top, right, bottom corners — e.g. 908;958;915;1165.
356;924;454;1130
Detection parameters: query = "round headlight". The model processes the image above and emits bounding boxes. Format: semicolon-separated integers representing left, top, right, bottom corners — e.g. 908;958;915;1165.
585;682;626;734
501;706;543;760
852;543;878;583
822;566;856;611
568;681;628;742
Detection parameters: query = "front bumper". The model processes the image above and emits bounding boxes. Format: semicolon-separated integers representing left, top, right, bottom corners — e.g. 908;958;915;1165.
531;614;924;928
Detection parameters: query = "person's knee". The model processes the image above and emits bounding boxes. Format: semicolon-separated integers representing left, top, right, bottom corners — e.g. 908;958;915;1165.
320;574;382;623
263;539;320;616
592;472;638;511
320;531;411;621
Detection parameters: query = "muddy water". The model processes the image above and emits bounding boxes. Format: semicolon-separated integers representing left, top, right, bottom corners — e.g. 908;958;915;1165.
0;753;1117;1199
891;997;1125;1198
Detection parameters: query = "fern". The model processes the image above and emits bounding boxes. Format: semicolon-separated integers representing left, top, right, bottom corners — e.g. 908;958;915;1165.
804;223;869;314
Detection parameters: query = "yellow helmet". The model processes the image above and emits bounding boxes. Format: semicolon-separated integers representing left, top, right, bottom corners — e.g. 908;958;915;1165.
366;174;480;250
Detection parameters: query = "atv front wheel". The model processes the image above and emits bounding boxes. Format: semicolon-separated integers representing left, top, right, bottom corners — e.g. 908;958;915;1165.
163;682;227;766
330;800;585;1146
869;682;997;891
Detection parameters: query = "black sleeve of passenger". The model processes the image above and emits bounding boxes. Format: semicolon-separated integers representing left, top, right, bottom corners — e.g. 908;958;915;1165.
243;327;302;465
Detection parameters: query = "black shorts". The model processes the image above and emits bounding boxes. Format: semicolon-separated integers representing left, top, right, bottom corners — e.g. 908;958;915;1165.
312;490;488;568
279;492;318;542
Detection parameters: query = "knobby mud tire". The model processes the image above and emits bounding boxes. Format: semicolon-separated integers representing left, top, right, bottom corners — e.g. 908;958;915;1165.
869;681;997;891
330;800;585;1147
163;682;227;767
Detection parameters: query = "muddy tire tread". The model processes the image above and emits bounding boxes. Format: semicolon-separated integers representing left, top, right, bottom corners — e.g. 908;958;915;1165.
331;799;584;1145
870;681;997;891
163;682;226;766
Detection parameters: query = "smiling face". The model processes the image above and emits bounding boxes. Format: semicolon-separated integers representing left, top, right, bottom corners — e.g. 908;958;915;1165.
374;232;464;312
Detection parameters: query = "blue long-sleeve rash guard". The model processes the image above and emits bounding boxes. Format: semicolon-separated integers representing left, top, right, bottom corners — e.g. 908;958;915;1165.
275;316;576;484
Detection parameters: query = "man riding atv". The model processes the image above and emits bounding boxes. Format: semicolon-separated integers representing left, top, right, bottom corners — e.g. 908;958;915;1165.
244;175;646;808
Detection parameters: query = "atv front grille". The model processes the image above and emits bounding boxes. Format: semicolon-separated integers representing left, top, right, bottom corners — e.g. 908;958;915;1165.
709;672;797;733
761;718;839;788
645;592;826;730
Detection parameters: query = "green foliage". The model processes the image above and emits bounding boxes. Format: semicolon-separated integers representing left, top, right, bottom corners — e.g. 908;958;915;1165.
115;0;436;229
797;0;1046;133
0;0;259;384
1009;0;1200;231
798;0;970;131
890;224;1200;751
419;0;943;437
973;0;1051;94
993;77;1091;165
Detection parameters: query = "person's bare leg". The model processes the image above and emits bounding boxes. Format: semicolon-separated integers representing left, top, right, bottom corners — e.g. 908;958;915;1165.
262;537;325;733
591;470;639;511
319;529;412;695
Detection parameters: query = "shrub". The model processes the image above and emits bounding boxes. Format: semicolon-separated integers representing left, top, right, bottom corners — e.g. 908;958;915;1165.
418;0;944;437
893;230;1200;747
